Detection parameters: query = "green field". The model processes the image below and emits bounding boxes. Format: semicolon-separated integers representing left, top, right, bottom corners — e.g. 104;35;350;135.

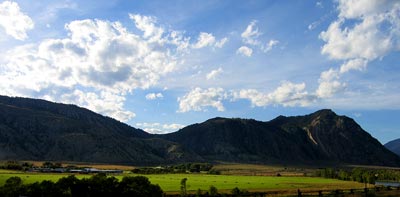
0;169;366;193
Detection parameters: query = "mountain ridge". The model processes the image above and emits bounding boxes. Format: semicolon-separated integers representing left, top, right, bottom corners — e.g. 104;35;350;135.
162;109;400;166
1;95;399;166
0;95;199;165
385;138;400;157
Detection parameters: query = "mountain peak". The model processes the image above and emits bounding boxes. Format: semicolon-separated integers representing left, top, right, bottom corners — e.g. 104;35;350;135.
164;109;400;166
312;109;337;116
1;95;399;166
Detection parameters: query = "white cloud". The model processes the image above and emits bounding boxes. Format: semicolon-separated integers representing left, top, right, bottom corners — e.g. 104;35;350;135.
340;58;368;73
232;89;268;107
163;123;185;130
0;14;183;122
316;0;400;100
337;0;397;19
241;20;278;53
60;90;136;122
215;37;228;48
0;1;34;40
145;92;163;100
241;20;261;45
193;32;216;48
236;46;253;57
268;82;313;106
136;122;185;134
233;81;315;107
129;14;164;43
263;39;279;52
315;68;346;98
168;30;190;52
320;18;392;61
178;87;226;112
320;0;399;61
206;67;223;80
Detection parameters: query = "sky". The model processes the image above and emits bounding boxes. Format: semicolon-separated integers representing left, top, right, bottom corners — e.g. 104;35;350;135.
0;0;399;144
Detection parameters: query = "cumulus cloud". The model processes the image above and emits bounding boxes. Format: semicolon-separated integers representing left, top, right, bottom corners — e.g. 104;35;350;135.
236;46;253;57
320;19;392;61
0;1;34;40
145;92;163;100
206;67;223;80
320;0;399;61
177;81;318;112
177;87;227;112
60;90;136;122
339;58;368;73
0;14;184;121
232;89;268;107
233;81;315;107
192;33;228;49
316;0;400;99
136;122;185;134
129;14;164;43
337;0;397;19
315;68;346;99
193;32;216;48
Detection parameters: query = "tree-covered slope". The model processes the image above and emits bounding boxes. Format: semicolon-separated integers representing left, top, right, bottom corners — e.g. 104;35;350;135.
163;110;400;166
0;95;198;164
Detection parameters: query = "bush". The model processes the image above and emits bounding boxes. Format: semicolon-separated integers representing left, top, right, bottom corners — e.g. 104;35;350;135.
0;174;164;197
209;185;218;196
1;161;23;170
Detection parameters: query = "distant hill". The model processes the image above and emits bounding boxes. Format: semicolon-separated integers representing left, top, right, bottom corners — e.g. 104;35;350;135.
162;109;400;166
0;95;199;165
385;138;400;156
1;95;399;166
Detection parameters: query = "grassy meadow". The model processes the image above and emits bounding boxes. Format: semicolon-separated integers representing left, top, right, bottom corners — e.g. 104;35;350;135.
0;168;367;193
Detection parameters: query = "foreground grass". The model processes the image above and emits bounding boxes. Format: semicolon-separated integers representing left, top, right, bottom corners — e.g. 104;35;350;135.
0;170;366;193
144;174;366;192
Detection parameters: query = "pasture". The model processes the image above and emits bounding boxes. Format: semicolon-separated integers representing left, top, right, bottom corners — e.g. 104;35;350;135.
0;169;367;193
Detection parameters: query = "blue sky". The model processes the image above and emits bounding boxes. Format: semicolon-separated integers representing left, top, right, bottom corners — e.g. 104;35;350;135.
0;0;399;144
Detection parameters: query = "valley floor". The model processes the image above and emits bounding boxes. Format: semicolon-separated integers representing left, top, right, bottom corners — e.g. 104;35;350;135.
0;169;367;193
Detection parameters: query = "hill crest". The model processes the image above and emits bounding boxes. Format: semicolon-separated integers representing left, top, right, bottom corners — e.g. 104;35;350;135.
1;95;399;166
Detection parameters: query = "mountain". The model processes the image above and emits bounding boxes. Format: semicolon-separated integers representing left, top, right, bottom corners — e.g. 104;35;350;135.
0;95;199;165
162;109;400;166
1;95;399;166
385;138;400;156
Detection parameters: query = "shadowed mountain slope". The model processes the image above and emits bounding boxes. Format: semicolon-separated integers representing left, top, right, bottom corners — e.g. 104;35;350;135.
385;138;400;157
162;109;400;166
0;95;198;165
1;95;399;166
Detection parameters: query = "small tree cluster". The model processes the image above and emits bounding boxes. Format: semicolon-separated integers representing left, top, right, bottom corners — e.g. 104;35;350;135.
315;167;400;184
0;174;163;197
0;161;34;171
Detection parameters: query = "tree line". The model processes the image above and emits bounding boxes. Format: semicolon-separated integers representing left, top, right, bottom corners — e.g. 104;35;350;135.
315;167;400;184
0;173;163;197
132;163;220;174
